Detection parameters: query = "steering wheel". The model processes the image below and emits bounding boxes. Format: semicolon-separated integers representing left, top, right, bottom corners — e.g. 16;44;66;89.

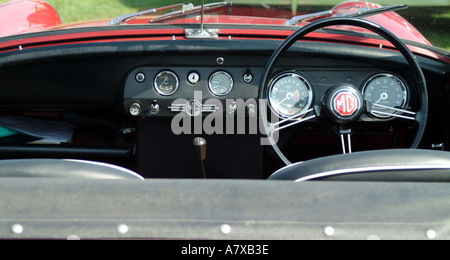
259;17;428;169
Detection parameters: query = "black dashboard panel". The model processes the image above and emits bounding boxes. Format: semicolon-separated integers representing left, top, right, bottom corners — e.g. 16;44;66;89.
123;66;263;117
0;39;448;178
122;65;418;121
0;39;446;113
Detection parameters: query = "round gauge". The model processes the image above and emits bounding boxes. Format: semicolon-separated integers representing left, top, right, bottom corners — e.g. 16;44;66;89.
268;73;314;118
208;71;234;96
154;71;179;96
362;73;408;118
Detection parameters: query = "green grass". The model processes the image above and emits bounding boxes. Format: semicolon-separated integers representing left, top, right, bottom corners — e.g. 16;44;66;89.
47;0;229;22
414;10;450;51
0;0;449;51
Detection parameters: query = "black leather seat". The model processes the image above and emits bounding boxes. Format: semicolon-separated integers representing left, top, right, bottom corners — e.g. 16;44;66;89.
0;159;144;180
268;149;450;182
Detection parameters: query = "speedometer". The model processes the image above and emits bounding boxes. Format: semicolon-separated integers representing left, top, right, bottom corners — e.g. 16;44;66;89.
268;73;314;118
362;73;408;118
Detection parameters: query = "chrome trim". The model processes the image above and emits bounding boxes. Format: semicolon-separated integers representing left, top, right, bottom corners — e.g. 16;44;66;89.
285;6;357;26
338;130;353;154
110;8;157;25
347;134;352;153
370;110;415;121
185;28;219;39
184;0;220;39
294;164;450;183
64;159;145;180
271;108;314;127
273;114;316;132
109;4;185;25
270;160;450;183
149;2;231;24
285;4;408;26
372;103;415;115
370;103;416;120
169;101;218;116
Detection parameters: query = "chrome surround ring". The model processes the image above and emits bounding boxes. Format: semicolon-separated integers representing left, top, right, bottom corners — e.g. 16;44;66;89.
154;71;180;96
268;72;314;119
208;71;234;96
362;73;408;119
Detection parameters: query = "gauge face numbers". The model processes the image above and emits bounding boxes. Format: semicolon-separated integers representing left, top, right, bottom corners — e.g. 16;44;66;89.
209;71;234;96
268;73;314;118
154;71;179;96
362;74;408;118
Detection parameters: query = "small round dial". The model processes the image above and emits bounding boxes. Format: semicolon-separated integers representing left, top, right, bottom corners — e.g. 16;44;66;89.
268;73;314;118
208;71;233;96
362;73;408;118
154;71;179;96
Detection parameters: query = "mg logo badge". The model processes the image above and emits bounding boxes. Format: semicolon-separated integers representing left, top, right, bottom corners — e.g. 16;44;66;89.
327;86;363;121
334;92;357;116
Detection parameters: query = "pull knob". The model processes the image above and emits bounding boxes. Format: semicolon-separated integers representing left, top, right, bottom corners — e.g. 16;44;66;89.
193;137;207;161
192;137;207;178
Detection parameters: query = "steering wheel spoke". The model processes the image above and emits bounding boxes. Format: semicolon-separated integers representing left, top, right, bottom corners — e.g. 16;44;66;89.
339;129;353;154
368;102;417;121
271;108;316;132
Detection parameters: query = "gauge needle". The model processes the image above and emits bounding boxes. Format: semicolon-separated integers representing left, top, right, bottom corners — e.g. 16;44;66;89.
277;90;301;106
277;93;292;106
375;93;388;104
278;92;295;105
159;77;168;88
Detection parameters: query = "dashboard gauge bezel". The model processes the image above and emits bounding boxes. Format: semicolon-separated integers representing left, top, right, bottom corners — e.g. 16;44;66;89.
268;72;314;119
362;73;409;119
208;71;234;96
154;70;180;96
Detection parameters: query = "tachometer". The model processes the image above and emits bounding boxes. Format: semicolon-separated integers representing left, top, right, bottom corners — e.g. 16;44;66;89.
268;73;314;118
362;73;408;118
154;71;179;96
208;71;233;96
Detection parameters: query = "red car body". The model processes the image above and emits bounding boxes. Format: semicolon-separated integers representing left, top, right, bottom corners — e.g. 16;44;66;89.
0;0;61;37
0;0;447;62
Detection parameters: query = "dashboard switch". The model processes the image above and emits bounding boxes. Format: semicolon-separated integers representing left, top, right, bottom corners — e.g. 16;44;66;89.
243;73;253;83
188;72;200;85
150;102;160;114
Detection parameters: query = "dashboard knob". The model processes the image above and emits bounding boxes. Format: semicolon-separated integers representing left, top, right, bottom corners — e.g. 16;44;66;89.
192;137;207;161
129;103;142;116
247;104;256;118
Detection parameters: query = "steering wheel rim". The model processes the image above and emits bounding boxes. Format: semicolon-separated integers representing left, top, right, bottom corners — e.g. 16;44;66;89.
258;17;428;166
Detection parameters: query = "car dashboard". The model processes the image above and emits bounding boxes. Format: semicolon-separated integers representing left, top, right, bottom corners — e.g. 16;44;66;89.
0;31;449;180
